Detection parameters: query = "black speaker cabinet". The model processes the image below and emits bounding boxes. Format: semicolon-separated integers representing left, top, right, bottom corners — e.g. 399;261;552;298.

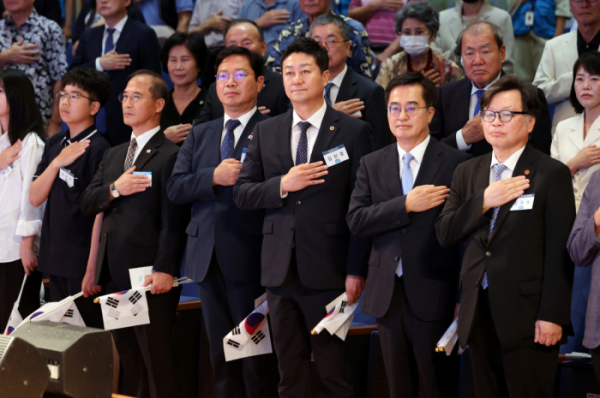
0;334;49;397
12;321;113;398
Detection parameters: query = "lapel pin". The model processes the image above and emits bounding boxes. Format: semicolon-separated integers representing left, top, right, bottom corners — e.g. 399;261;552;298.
524;170;530;176
330;126;335;130
248;134;253;140
146;149;151;153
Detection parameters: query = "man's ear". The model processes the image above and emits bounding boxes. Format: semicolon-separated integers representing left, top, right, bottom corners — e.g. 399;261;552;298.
257;75;265;93
90;101;101;116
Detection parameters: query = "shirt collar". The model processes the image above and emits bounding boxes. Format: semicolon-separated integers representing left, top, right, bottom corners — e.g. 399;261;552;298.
223;107;257;131
577;28;600;54
396;134;430;165
106;15;128;33
292;101;327;131
6;8;39;27
62;125;98;147
490;144;526;173
130;125;160;151
471;72;502;95
330;64;347;88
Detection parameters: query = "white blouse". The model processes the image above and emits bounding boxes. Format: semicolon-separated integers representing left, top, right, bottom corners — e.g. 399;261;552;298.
552;112;600;212
0;132;45;263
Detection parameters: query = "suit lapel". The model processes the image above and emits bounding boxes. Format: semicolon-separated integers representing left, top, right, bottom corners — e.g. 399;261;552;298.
277;111;295;171
115;18;134;55
335;68;356;103
471;153;493;196
232;111;263;159
310;107;340;163
380;144;403;198
568;113;584;151
584;113;600;147
414;139;444;187
448;11;463;42
134;131;165;170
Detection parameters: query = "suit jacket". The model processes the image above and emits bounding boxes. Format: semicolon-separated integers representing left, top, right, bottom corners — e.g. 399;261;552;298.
430;74;552;157
533;31;599;134
567;169;600;350
431;3;515;73
167;111;269;283
552;113;600;211
435;144;576;349
336;67;393;151
70;19;162;146
233;107;373;290
195;68;289;124
347;138;471;320
80;131;189;290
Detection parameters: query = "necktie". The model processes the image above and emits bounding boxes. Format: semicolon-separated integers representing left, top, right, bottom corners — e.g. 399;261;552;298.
481;163;508;289
124;137;137;171
473;89;486;117
296;121;311;165
324;82;334;107
396;152;415;277
104;28;116;54
220;119;240;161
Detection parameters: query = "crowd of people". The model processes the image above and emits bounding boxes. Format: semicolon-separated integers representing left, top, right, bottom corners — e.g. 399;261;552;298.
0;0;599;396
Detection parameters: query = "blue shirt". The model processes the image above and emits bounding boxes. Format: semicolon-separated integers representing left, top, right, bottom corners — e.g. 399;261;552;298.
238;0;305;56
139;0;193;26
265;13;373;78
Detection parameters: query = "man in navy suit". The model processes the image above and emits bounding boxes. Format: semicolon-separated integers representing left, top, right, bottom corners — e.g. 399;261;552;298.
234;38;373;398
167;46;279;398
347;72;470;398
71;0;162;146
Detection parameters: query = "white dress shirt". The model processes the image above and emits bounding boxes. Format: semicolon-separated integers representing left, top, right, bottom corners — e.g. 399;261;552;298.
188;0;244;48
489;145;526;184
328;64;347;105
0;132;45;263
395;134;430;277
128;126;161;165
95;15;128;72
456;73;502;151
290;101;327;165
222;107;257;147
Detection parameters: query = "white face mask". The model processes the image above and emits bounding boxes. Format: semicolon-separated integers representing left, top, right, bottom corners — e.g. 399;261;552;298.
400;35;430;56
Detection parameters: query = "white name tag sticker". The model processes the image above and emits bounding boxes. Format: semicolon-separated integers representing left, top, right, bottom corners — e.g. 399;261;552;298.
525;11;534;26
240;148;248;163
133;171;152;187
3;164;13;178
510;194;534;211
59;167;76;188
322;145;349;167
129;266;154;289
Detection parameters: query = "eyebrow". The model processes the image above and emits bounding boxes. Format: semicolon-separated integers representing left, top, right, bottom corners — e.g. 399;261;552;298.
217;68;249;73
389;101;420;106
464;43;492;50
284;63;312;69
123;91;143;95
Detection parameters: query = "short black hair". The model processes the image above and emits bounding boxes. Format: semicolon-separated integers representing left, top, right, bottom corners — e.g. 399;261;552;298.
62;67;113;107
224;19;265;43
384;72;437;108
214;46;264;79
161;31;208;76
128;70;169;102
281;37;329;74
570;52;600;114
480;74;541;117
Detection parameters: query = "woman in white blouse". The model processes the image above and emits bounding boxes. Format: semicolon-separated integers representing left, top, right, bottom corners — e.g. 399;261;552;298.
552;52;600;212
0;70;46;332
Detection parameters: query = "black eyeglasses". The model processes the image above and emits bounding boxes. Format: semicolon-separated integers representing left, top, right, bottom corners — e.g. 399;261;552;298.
215;71;255;84
481;110;528;123
57;91;96;102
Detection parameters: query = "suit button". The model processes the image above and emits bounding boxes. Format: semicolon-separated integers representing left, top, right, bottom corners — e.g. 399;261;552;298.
394;255;399;261
486;251;491;257
296;201;301;205
402;229;407;233
289;225;294;231
574;188;578;194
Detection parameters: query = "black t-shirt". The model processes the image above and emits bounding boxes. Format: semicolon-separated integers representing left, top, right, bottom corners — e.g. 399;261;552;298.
577;28;600;56
35;125;110;279
160;88;207;131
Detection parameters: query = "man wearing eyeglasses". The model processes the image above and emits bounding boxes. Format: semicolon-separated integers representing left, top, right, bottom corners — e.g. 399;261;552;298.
167;46;279;398
309;14;392;150
81;70;189;398
346;71;469;398
436;75;576;398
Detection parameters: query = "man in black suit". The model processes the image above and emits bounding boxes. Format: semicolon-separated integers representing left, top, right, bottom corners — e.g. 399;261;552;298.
71;0;162;146
196;19;289;123
347;72;469;398
233;38;373;398
430;22;552;157
309;14;392;150
81;71;188;398
167;46;278;398
435;75;575;398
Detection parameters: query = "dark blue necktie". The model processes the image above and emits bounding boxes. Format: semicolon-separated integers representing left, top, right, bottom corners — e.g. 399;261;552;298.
473;89;486;117
220;119;240;161
104;28;116;54
296;121;311;165
324;82;334;106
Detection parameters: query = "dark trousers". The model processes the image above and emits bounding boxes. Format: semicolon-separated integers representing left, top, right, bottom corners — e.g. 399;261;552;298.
105;280;180;398
591;346;600;385
266;257;352;398
0;260;42;332
377;277;459;398
49;274;103;329
197;254;279;398
469;289;559;398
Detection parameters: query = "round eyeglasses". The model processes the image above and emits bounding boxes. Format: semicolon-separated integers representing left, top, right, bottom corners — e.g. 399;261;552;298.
480;110;528;123
387;104;427;118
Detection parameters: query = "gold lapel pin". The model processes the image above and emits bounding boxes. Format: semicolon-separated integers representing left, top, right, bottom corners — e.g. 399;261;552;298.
146;149;151;153
330;126;335;130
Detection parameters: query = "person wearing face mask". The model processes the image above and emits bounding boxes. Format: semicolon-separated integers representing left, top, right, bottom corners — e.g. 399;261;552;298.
376;2;464;90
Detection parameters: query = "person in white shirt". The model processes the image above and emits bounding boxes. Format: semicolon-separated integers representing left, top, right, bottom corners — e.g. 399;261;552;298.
0;69;46;332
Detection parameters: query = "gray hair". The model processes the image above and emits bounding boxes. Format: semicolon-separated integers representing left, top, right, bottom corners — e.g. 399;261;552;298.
395;2;439;39
454;21;504;59
309;13;350;42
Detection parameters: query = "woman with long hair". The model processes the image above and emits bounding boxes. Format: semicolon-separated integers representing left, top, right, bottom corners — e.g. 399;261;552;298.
0;69;46;332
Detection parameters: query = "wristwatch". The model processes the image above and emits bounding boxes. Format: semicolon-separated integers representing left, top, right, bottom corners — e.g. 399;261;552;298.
110;182;120;198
